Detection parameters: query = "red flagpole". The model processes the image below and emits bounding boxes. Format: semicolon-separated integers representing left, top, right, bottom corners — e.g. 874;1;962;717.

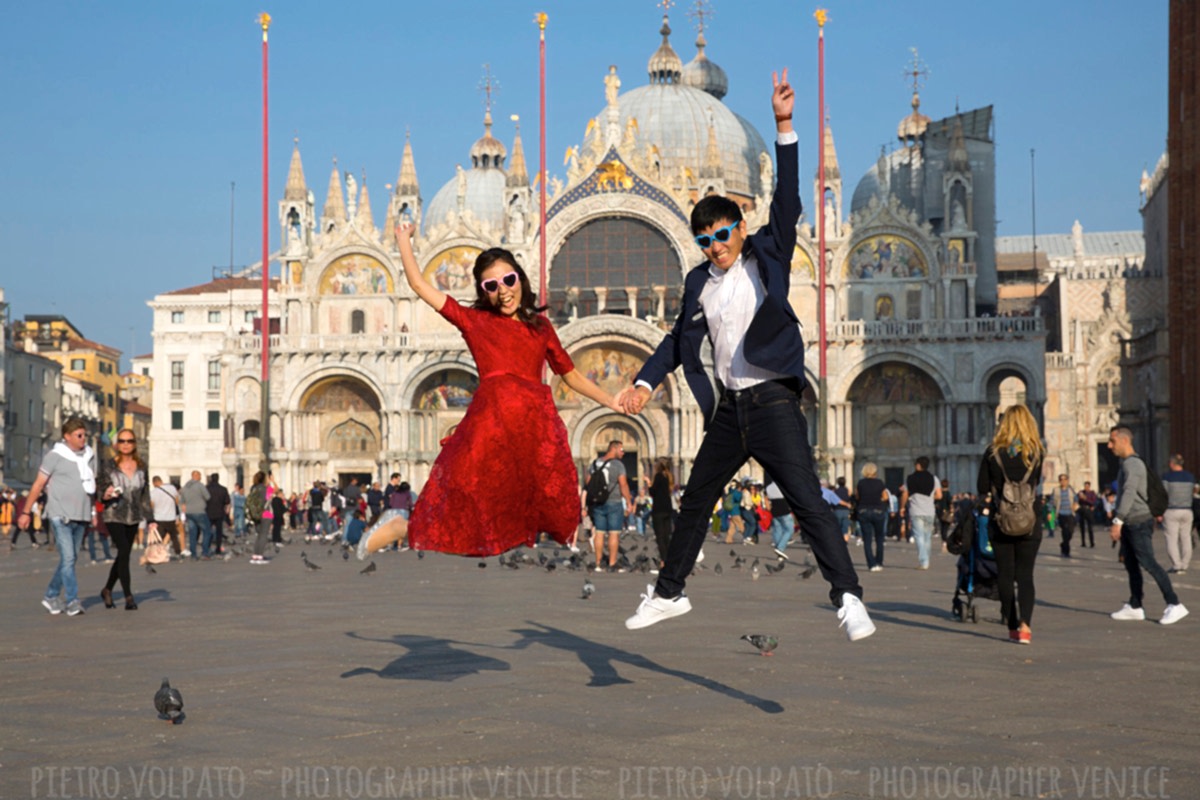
816;9;827;384
259;12;271;471
536;12;548;309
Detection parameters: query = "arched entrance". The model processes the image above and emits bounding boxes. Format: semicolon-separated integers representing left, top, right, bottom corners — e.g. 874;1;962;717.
298;376;383;482
847;362;944;492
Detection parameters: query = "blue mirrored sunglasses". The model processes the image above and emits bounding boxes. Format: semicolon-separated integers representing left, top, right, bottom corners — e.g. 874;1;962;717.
694;223;738;249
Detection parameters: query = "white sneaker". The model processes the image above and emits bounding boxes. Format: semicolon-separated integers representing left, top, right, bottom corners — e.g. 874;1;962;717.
869;565;883;572
695;548;705;564
1110;603;1146;621
181;549;192;558
1160;604;1189;625
625;584;692;630
837;593;876;641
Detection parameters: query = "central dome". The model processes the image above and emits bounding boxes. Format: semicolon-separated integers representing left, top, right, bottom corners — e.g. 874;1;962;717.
585;16;768;199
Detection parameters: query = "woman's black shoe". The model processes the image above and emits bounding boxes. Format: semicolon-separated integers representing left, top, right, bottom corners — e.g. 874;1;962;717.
125;599;138;611
101;588;114;609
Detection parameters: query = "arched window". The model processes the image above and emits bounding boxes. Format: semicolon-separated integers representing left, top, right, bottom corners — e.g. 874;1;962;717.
549;216;681;322
350;310;365;334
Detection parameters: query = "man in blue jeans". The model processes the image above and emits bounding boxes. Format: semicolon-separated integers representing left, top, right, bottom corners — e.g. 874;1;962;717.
588;441;631;572
18;417;96;616
179;470;213;559
1107;426;1189;625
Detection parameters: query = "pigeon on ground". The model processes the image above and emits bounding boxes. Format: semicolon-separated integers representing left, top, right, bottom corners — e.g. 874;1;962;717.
751;562;761;581
342;548;350;561
478;561;487;568
327;548;334;557
360;561;376;575
740;634;779;656
765;560;786;575
799;558;817;579
303;556;321;571
417;550;425;560
145;564;157;575
729;549;738;558
581;579;595;600
154;678;184;723
714;563;724;575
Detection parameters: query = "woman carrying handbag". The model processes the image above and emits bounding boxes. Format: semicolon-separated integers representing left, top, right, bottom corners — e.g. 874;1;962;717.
97;429;157;610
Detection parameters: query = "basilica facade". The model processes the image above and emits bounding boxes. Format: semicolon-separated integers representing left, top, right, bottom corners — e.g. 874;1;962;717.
149;13;1055;495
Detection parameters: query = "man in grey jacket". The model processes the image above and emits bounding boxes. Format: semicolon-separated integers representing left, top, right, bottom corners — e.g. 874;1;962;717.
1107;426;1188;624
179;471;213;560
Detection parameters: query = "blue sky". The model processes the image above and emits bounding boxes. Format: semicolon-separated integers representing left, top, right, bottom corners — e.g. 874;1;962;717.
0;1;1167;369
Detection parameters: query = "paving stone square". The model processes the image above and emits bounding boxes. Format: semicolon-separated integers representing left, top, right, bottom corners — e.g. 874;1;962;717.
2;534;1195;799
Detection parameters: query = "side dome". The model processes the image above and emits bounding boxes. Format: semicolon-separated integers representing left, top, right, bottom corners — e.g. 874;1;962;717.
680;33;727;100
423;113;510;233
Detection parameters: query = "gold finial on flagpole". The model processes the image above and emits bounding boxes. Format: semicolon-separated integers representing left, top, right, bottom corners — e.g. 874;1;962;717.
258;11;271;40
814;8;828;28
535;12;548;32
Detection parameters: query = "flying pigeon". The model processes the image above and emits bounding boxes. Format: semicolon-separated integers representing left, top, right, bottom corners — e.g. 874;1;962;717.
740;634;779;656
303;556;321;571
154;678;184;723
360;561;377;575
799;558;817;580
581;579;595;600
145;564;157;575
765;560;786;575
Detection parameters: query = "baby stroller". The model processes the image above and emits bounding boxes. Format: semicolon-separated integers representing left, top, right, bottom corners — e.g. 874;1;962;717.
946;508;1000;623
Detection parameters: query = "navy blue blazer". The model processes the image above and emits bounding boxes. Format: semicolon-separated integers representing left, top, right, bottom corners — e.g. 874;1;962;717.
636;140;805;426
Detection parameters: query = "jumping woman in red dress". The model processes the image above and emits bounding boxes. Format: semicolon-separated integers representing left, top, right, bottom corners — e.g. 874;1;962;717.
357;223;622;558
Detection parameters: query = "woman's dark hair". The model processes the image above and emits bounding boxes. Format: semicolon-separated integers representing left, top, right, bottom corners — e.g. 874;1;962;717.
252;471;266;485
471;248;547;327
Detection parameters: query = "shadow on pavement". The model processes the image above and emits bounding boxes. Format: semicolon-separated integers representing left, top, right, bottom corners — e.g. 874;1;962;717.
340;632;511;681
506;621;784;714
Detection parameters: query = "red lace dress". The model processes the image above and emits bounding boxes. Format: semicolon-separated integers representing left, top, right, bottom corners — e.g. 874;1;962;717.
407;297;582;556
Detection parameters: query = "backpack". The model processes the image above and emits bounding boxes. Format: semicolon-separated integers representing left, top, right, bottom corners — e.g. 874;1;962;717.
991;450;1036;536
584;459;615;510
1133;458;1169;517
246;484;267;523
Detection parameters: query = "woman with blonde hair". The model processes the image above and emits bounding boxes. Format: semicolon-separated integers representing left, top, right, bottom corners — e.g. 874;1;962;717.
855;462;890;572
977;404;1045;644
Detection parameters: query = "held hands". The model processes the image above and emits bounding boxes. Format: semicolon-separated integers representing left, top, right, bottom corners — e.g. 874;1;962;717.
771;68;794;128
616;385;652;415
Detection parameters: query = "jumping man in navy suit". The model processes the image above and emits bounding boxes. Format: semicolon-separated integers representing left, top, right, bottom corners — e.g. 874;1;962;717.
618;70;875;641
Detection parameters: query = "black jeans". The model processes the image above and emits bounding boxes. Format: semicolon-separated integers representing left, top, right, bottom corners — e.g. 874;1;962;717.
651;511;673;564
1058;513;1076;556
992;526;1042;630
655;380;862;606
1076;509;1094;547
1120;521;1179;608
104;522;139;600
858;508;887;568
209;516;226;553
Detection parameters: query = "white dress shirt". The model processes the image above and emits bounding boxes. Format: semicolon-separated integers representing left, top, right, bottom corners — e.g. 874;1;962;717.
699;251;790;390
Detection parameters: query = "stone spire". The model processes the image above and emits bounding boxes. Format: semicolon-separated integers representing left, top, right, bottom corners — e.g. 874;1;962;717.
355;173;375;232
507;117;529;187
321;159;345;230
284;139;307;201
822;118;841;182
700;112;723;179
947;114;971;173
648;14;682;85
396;130;420;196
